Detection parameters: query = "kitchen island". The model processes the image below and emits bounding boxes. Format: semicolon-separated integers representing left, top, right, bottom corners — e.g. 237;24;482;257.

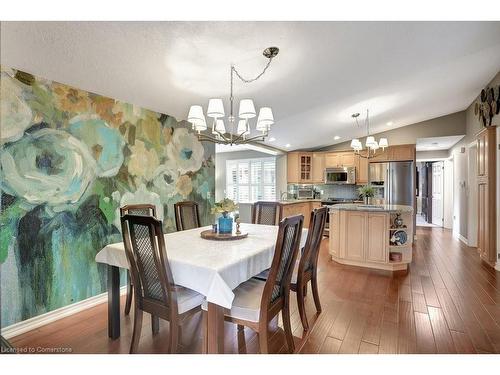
329;204;414;271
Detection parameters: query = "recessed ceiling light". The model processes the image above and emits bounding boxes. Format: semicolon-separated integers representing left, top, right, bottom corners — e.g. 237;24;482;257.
285;144;291;148
268;137;276;142
386;121;393;126
334;136;341;140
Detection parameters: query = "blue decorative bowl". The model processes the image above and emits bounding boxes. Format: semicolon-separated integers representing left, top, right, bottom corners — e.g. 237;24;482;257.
218;215;233;234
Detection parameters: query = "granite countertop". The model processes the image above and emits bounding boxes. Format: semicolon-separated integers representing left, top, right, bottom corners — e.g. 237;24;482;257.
279;199;322;205
329;203;414;213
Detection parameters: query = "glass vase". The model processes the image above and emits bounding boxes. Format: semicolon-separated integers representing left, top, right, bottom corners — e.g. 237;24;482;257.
218;212;233;234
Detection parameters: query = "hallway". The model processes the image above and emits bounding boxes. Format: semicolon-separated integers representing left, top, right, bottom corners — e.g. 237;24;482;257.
9;227;500;354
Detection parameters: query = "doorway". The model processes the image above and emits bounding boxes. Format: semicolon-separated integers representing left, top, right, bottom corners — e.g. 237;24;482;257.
416;161;445;227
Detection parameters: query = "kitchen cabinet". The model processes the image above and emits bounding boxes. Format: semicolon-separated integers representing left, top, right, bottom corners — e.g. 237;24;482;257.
389;145;415;161
287;152;299;183
287;152;314;184
281;200;321;228
312;152;325;183
476;127;496;266
356;153;369;184
343;211;366;261
324;151;356;168
329;210;340;257
330;207;413;271
366;213;388;263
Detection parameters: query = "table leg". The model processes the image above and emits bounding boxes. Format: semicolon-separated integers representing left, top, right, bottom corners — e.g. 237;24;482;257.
107;265;120;339
206;302;225;354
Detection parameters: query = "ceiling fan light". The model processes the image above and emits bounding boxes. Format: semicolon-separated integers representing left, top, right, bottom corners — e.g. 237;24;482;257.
207;99;225;118
239;99;256;119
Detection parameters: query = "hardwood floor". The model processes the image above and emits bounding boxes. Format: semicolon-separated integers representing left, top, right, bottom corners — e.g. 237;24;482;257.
9;227;500;354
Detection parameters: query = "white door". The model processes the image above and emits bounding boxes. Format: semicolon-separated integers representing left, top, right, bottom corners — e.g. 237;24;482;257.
432;162;444;226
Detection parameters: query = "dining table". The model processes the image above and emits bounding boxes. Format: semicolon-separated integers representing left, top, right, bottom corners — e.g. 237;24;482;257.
95;223;308;353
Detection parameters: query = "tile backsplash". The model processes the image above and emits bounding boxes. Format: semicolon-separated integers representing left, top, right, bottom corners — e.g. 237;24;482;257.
287;183;360;200
314;184;359;199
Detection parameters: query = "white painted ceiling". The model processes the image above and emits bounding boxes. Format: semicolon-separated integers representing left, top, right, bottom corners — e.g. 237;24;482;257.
416;135;465;151
2;21;500;151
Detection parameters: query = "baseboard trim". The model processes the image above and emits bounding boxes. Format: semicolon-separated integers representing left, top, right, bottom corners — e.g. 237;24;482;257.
458;235;469;246
1;286;127;339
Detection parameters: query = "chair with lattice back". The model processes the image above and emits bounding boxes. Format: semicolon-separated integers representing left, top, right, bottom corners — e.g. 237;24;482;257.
174;201;201;231
252;207;327;331
120;204;157;318
121;214;203;353
292;206;327;331
252;201;282;225
202;214;304;353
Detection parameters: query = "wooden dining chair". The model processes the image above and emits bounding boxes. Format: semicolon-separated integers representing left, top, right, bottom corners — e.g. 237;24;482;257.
121;214;204;354
252;201;282;225
202;214;304;354
293;206;327;331
174;201;201;231
253;207;327;331
120;204;157;317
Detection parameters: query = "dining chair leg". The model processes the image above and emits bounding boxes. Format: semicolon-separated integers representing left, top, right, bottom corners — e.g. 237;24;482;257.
257;323;269;354
130;307;143;354
151;315;160;335
237;324;244;331
169;322;179;354
282;304;295;353
296;284;309;331
125;272;133;316
311;276;322;313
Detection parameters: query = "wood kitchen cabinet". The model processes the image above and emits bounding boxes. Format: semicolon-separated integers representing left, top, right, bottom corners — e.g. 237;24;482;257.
324;151;355;168
476;127;496;266
389;144;415;161
330;208;413;271
355;153;369;184
366;213;389;263
343;211;366;261
312;152;325;183
287;152;314;184
281;200;321;228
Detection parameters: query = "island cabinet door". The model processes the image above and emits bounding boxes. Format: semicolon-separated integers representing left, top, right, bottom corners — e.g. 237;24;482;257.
329;211;340;257
366;213;388;263
343;211;366;261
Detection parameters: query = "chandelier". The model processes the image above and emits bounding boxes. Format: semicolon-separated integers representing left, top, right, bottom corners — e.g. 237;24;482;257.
350;110;388;158
187;47;279;145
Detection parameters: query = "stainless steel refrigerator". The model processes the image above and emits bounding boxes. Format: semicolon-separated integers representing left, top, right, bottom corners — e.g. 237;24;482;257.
370;161;416;231
369;161;414;205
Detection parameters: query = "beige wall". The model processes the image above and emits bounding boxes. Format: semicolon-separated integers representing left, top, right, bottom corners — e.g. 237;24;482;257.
447;71;500;249
317;111;466;151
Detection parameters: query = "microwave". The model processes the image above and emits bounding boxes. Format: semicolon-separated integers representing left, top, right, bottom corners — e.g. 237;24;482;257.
325;167;356;185
297;185;314;199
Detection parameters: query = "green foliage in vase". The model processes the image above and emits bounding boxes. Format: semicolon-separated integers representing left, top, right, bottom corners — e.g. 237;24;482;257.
357;184;376;198
211;198;238;215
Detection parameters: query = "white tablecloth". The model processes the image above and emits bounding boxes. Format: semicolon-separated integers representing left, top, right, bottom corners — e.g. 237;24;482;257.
95;224;308;309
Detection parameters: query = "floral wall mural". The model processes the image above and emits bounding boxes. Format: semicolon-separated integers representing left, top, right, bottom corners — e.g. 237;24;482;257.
0;66;215;327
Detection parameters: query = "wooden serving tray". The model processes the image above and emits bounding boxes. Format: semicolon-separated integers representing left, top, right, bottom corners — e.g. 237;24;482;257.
200;230;248;241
